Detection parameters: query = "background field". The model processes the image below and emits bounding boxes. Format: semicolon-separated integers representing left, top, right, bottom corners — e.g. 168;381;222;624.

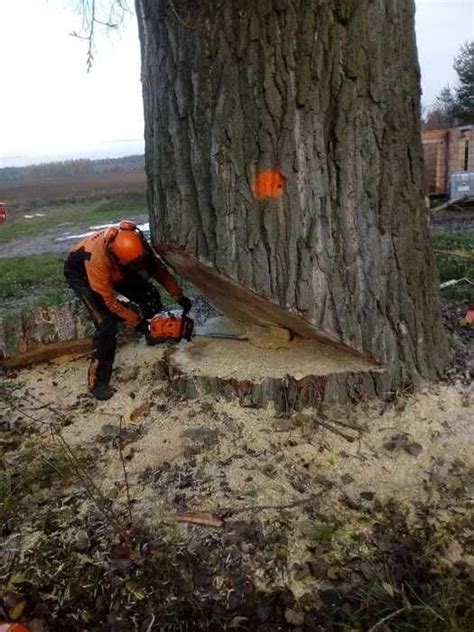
0;170;145;206
0;160;148;310
0;159;472;311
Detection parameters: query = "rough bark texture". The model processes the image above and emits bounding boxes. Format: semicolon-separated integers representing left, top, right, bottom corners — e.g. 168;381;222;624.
136;0;450;396
0;301;93;362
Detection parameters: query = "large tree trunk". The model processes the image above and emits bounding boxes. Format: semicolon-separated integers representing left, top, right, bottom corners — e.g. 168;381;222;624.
135;0;450;397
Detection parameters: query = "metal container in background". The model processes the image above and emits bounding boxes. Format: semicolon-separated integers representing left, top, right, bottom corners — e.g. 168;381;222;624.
450;172;474;199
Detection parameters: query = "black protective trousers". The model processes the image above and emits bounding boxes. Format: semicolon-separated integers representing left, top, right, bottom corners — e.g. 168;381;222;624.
64;256;162;390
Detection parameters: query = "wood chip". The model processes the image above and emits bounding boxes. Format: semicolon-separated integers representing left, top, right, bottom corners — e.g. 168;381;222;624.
123;402;152;425
172;512;224;528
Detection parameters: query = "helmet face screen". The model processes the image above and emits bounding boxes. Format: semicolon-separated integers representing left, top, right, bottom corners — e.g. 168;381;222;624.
123;253;148;271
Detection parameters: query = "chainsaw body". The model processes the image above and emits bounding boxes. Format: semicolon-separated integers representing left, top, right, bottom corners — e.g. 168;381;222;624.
148;311;194;344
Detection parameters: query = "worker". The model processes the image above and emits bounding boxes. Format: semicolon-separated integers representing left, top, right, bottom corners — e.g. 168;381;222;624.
64;220;191;400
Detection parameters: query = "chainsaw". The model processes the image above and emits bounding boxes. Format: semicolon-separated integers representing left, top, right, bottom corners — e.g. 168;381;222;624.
147;306;194;345
146;309;253;345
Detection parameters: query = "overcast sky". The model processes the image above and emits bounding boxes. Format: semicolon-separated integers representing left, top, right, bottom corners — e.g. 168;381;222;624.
0;0;473;168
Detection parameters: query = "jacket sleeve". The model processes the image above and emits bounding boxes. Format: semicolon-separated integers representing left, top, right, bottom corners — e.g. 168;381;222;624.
147;251;183;299
86;261;141;327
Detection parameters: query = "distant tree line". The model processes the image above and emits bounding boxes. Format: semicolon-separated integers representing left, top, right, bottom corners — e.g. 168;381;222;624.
424;40;474;129
0;155;144;183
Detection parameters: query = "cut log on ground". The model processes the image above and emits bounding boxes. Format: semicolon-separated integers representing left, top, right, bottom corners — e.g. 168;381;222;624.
0;300;93;361
1;337;92;369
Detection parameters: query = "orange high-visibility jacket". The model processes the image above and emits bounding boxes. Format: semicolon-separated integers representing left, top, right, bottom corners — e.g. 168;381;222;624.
70;229;182;326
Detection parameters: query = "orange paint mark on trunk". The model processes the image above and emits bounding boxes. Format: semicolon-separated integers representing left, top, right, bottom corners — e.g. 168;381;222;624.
253;170;285;199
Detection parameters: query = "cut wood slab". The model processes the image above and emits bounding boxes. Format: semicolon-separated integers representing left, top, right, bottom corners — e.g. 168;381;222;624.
244;324;292;349
1;338;92;369
172;337;379;381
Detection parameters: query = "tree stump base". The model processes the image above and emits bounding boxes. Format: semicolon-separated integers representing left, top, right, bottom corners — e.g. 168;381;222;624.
159;336;383;412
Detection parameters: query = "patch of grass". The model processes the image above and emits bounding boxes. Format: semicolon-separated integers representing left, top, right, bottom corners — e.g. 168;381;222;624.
0;253;195;311
307;521;339;543
344;576;474;632
0;443;91;530
0;193;147;244
432;230;474;303
0;254;67;304
92;192;146;214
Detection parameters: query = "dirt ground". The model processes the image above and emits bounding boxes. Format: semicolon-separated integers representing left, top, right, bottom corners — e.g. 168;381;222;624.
1;334;473;630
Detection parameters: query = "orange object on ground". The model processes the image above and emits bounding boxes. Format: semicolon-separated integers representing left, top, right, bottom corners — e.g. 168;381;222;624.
0;624;30;632
253;170;285;199
0;202;8;223
464;309;474;326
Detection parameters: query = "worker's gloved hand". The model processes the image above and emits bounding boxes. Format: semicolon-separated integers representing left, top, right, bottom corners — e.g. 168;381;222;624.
177;295;192;313
135;319;149;336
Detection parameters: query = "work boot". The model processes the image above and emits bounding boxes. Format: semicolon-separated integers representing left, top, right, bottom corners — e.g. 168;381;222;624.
91;384;115;401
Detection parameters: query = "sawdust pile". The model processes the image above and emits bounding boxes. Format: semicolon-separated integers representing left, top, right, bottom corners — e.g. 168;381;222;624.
173;336;378;381
2;339;473;629
6;340;474;552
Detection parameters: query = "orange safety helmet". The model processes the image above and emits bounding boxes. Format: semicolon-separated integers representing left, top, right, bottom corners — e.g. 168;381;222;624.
105;221;146;265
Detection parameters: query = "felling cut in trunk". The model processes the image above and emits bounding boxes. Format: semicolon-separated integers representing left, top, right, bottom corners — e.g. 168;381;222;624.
158;245;384;365
136;0;451;401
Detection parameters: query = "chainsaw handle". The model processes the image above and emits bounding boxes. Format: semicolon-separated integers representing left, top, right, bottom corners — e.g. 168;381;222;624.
180;309;194;341
179;306;190;340
179;298;192;319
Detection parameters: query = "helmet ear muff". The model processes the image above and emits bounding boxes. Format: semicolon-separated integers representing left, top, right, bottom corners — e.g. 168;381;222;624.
104;226;119;248
118;220;147;246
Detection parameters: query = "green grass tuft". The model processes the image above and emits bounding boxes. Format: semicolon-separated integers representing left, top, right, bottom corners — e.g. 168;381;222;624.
432;230;474;303
92;192;146;214
344;576;474;632
307;522;339;543
0;254;66;303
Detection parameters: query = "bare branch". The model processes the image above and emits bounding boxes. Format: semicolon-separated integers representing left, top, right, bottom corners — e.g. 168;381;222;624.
69;0;130;70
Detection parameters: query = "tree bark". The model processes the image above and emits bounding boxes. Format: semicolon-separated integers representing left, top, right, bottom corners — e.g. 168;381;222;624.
0;301;93;362
135;0;450;396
